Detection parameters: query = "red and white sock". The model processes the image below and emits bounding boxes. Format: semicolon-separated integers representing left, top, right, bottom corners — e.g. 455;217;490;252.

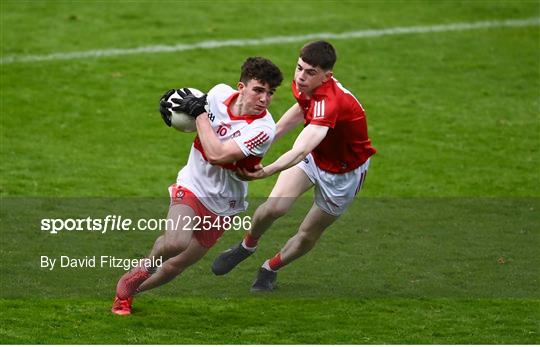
241;233;259;251
262;252;283;272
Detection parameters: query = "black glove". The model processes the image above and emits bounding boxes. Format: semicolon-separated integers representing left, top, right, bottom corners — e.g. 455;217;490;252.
158;89;175;127
170;88;208;119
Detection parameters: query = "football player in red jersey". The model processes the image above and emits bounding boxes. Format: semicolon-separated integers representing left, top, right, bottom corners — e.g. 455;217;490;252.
212;41;376;291
112;57;282;315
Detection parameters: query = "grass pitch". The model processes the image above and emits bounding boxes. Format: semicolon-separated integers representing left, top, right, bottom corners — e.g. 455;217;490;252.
2;298;537;344
1;0;539;344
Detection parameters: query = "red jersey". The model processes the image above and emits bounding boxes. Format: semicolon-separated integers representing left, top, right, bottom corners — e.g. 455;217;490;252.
292;77;376;173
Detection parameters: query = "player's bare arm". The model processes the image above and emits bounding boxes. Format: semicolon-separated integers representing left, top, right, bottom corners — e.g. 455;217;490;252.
238;124;328;180
195;115;245;165
274;103;304;141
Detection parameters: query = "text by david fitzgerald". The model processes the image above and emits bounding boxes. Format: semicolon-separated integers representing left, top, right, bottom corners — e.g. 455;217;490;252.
40;256;162;271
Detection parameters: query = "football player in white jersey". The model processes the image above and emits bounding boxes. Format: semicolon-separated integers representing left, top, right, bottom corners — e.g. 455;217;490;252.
112;57;283;315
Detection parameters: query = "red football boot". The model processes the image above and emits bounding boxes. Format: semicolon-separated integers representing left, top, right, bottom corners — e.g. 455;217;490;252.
111;296;133;315
115;264;151;299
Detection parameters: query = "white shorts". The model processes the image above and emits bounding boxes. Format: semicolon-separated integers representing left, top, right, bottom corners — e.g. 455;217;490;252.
297;153;370;216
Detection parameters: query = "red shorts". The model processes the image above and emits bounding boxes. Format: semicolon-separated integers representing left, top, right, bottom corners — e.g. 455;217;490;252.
168;184;225;249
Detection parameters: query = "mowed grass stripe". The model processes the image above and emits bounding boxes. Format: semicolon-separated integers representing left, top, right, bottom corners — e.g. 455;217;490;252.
2;17;538;64
1;298;538;344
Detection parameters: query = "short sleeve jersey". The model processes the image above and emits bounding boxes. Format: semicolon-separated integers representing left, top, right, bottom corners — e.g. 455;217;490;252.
177;84;275;215
292;77;376;173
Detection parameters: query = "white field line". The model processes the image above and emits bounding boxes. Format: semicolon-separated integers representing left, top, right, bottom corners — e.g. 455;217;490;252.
2;17;539;65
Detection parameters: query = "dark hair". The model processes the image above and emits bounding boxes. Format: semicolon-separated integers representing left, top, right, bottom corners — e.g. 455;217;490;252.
240;57;283;89
300;41;337;71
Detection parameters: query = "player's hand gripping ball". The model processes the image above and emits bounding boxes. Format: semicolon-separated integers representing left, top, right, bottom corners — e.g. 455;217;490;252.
159;88;206;133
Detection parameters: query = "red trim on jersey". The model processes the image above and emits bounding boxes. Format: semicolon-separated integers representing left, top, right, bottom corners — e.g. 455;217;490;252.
193;137;263;172
223;92;267;124
243;131;270;150
236;154;263;172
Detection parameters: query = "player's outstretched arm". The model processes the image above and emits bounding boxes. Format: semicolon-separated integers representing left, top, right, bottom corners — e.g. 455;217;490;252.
195;115;245;165
237;124;328;180
274;103;304;142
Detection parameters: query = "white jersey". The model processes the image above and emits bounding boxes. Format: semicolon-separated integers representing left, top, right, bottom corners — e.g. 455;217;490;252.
177;84;275;215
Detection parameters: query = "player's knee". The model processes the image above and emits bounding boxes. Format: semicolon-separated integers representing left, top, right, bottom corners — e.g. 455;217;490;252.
263;200;289;219
162;261;183;277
